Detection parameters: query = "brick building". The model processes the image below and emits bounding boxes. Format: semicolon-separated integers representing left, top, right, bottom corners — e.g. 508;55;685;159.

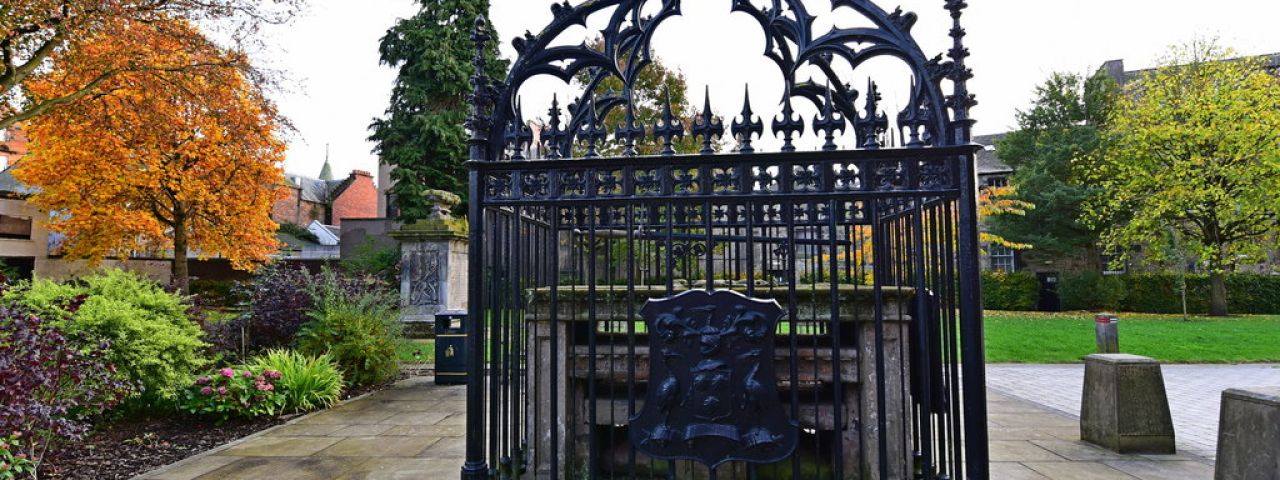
0;126;28;168
273;157;378;228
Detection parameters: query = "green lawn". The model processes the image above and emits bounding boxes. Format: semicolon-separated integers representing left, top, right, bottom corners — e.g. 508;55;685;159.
397;339;435;363
985;311;1280;364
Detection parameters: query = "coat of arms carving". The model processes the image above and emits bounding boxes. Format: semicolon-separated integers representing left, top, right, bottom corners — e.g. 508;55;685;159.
630;289;798;469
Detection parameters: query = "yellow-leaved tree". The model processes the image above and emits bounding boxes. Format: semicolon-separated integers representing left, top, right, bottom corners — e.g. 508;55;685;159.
14;18;285;292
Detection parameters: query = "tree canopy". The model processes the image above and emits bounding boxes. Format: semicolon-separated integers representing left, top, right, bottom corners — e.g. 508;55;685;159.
369;0;506;222
0;0;298;130
14;18;287;292
1083;41;1280;316
989;71;1117;257
576;38;700;157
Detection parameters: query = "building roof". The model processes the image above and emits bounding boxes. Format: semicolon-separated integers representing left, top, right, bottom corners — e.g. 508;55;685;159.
0;167;38;197
284;173;350;204
973;133;1013;176
1102;53;1280;86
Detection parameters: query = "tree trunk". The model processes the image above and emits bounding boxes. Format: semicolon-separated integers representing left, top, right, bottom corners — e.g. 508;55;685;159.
172;214;189;293
1209;271;1228;317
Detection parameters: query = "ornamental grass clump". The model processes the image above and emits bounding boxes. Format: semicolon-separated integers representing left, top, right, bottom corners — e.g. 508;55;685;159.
179;366;286;423
244;350;344;413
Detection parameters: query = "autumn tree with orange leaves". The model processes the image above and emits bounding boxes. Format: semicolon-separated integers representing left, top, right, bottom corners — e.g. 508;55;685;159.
1;0;299;130
14;19;286;292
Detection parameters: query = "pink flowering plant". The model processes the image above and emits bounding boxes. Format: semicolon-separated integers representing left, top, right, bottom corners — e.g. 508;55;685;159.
179;365;285;422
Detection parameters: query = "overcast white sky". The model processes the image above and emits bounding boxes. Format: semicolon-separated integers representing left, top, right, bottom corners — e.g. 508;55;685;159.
261;0;1280;182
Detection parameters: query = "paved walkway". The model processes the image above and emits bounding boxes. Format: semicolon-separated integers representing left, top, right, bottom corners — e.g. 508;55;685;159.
137;377;466;480
140;373;1227;479
988;363;1280;460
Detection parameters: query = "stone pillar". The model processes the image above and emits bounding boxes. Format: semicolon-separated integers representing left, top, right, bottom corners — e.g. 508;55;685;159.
389;190;468;325
1215;387;1280;480
1080;354;1176;454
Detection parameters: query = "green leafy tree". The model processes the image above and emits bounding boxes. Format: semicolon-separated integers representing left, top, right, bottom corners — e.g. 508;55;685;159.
1084;41;1280;316
370;0;507;221
577;38;700;156
990;71;1118;257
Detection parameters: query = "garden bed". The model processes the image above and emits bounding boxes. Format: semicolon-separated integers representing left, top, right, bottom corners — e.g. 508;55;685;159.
39;414;286;480
37;372;410;480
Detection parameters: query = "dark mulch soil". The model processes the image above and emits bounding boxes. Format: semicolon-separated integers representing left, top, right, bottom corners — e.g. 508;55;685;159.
38;374;410;480
39;414;286;480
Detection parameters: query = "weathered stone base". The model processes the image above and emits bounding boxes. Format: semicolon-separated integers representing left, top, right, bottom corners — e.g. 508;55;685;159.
1080;354;1176;454
1215;387;1280;480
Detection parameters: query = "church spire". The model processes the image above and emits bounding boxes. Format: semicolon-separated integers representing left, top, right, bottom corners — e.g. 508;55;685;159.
318;144;335;181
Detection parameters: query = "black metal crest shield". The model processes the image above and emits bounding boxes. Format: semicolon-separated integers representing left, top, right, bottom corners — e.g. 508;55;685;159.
630;289;797;469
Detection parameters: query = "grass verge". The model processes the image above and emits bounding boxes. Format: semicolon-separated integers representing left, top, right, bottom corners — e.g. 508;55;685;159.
985;311;1280;364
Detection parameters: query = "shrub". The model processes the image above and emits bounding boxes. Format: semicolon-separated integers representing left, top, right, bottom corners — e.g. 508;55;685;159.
0;309;131;472
1058;271;1127;311
205;264;315;360
297;270;401;387
244;350;344;413
981;271;1039;311
297;304;401;387
1;434;37;480
6;269;207;403
179;366;286;423
1120;273;1210;314
189;279;248;309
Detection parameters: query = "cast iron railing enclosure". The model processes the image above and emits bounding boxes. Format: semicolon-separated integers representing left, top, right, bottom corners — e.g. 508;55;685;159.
461;1;989;478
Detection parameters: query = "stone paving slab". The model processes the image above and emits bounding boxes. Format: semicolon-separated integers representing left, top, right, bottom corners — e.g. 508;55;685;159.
987;390;1214;480
140;375;1219;479
988;363;1280;459
136;377;467;480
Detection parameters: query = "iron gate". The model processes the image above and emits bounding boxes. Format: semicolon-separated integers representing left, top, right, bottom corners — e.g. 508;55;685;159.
461;1;988;478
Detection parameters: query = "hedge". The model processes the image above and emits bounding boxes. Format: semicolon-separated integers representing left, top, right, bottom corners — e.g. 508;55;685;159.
984;271;1280;314
980;271;1039;311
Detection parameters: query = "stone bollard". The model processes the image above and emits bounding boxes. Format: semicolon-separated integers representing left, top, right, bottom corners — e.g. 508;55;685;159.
1215;388;1280;480
1080;354;1176;454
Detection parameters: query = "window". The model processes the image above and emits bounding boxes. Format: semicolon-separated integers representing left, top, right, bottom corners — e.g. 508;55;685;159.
990;244;1016;272
1101;254;1127;275
985;175;1008;188
0;214;33;240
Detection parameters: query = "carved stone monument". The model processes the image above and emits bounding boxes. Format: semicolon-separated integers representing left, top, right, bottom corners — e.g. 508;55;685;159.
389;190;468;325
525;285;915;479
1080;354;1176;454
1215;387;1280;480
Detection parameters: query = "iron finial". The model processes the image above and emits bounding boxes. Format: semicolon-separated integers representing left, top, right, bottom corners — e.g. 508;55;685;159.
652;88;684;156
812;83;847;151
731;85;764;154
691;86;724;155
772;84;804;152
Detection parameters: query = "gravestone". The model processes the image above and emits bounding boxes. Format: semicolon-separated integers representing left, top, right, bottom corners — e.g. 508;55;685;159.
389;190;468;329
1080;354;1176;454
1215;387;1280;480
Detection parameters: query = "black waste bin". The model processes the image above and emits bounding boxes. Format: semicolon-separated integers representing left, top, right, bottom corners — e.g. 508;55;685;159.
434;313;467;385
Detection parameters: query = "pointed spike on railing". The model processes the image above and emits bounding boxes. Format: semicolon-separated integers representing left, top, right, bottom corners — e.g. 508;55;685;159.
615;96;646;157
580;98;607;158
812;82;846;151
652;87;684;156
508;96;529;160
855;79;888;149
732;84;764;154
543;94;566;159
772;83;804;153
691;86;724;155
